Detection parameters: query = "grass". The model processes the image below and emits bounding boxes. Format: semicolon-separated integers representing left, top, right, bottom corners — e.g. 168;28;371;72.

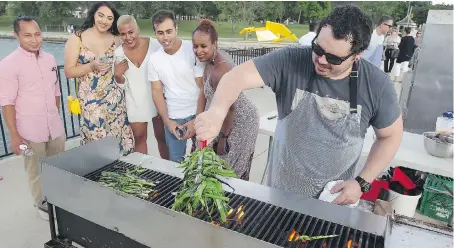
0;16;309;40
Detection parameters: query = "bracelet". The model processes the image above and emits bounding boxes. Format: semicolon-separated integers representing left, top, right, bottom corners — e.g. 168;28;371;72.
220;132;229;139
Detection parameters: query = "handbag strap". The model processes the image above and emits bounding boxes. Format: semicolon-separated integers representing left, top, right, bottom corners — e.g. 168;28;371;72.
74;34;82;97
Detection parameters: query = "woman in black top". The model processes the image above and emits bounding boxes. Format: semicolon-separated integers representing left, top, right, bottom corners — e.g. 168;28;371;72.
391;27;415;81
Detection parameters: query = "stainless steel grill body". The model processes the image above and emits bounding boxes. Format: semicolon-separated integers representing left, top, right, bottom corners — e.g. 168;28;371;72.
41;137;389;248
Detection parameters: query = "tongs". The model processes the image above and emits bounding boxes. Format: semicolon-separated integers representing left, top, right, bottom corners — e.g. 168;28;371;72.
194;140;207;184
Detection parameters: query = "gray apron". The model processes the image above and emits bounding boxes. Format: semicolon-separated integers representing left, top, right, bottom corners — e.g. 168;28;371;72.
265;63;364;197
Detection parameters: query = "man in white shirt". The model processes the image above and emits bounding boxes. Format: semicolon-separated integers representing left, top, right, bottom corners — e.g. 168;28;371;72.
148;10;205;162
363;15;393;68
299;22;317;47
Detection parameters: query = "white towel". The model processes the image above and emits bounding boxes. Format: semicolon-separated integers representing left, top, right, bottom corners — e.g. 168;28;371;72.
318;180;360;208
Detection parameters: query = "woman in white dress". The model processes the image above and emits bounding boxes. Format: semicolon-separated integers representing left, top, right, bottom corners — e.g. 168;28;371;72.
113;15;169;158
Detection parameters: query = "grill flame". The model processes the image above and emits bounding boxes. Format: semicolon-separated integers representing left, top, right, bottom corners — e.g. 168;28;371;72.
237;211;245;221
347;239;359;248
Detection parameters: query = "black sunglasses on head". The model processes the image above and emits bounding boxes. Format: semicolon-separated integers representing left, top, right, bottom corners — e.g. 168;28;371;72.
311;38;355;65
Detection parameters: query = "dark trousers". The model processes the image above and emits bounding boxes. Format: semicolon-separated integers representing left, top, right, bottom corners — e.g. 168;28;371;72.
384;49;396;73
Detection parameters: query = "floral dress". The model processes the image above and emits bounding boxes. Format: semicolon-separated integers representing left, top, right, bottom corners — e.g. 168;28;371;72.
204;60;260;180
77;36;134;155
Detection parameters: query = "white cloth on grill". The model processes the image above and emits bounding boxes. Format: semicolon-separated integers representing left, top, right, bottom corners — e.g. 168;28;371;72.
318;180;360;208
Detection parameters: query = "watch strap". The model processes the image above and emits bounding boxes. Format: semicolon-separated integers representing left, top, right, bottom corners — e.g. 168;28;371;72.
355;176;371;192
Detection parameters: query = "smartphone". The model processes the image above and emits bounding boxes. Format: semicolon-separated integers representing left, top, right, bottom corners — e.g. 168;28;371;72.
175;126;188;139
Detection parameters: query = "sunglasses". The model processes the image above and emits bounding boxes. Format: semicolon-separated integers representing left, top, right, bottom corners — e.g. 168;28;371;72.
383;24;393;28
311;38;355;65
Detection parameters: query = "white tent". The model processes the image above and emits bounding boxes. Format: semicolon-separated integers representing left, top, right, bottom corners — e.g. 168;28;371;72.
396;15;418;34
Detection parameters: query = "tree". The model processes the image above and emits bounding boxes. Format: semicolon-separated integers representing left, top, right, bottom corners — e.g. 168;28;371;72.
298;1;332;23
264;1;285;22
357;2;402;24
0;1;7;16
6;1;40;17
253;2;267;22
197;1;220;19
38;1;76;25
215;2;244;34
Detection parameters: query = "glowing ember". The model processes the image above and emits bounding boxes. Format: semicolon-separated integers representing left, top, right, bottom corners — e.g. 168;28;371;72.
236;211;245;221
288;229;296;241
236;205;243;214
211;221;221;226
294;234;300;242
347;240;358;248
226;208;234;217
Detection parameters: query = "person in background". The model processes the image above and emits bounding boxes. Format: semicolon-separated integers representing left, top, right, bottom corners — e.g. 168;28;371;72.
415;31;422;47
192;19;260;180
383;28;401;73
148;10;205;162
0;16;66;220
299;22;317;47
363;15;393;68
195;5;403;205
391;27;415;82
64;2;134;155
410;31;422;70
114;15;169;158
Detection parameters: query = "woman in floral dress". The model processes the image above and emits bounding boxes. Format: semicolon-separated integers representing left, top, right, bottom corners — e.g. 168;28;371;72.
64;2;134;155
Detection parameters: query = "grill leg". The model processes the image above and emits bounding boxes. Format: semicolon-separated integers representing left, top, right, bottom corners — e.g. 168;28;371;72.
261;135;274;185
47;202;57;240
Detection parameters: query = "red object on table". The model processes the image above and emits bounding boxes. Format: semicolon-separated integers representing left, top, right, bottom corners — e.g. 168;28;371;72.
199;140;207;150
361;180;390;202
391;167;416;190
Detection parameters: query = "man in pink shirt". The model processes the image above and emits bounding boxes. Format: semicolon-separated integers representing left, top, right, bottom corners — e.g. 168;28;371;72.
0;17;65;220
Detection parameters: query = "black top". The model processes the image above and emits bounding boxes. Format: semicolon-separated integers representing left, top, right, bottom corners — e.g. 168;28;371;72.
397;36;416;63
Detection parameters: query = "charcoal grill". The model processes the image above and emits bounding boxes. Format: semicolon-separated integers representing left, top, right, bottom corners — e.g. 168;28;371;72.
41;137;392;248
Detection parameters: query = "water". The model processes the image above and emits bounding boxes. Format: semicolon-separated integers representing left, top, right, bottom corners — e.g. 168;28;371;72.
0;38;67;64
0;38;80;157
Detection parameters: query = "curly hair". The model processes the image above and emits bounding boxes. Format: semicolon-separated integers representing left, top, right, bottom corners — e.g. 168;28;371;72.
316;5;373;54
193;19;219;44
78;1;120;35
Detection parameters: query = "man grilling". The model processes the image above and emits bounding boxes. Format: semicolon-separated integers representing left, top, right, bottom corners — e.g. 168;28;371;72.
195;5;403;205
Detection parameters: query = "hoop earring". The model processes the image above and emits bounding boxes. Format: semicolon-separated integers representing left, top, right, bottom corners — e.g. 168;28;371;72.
211;49;217;64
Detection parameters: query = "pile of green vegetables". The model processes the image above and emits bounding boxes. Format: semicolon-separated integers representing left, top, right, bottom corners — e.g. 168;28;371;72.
172;147;237;223
99;165;156;199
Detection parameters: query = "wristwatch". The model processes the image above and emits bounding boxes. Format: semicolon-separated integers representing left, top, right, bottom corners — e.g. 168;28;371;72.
355;176;371;193
219;132;229;139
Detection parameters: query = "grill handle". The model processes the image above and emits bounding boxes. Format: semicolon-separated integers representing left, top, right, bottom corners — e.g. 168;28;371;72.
199;140;207;150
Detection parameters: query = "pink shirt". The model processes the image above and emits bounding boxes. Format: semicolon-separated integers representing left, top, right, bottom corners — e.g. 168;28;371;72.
0;47;64;143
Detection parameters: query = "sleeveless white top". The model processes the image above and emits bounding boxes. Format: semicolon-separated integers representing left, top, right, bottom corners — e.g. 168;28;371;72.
114;37;161;122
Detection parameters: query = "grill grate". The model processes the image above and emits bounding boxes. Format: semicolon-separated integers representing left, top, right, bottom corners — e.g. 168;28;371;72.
84;161;384;248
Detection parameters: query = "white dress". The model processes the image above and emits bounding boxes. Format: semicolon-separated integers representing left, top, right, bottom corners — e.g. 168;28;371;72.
114;37;161;122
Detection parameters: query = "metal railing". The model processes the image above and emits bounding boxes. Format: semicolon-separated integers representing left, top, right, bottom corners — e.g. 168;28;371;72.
0;47;279;158
227;47;278;65
0;66;81;158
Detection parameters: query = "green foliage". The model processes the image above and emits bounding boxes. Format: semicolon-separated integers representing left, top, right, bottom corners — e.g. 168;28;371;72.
357;1;453;26
6;1;40;17
38;1;75;25
298;1;332;22
3;1;450;37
